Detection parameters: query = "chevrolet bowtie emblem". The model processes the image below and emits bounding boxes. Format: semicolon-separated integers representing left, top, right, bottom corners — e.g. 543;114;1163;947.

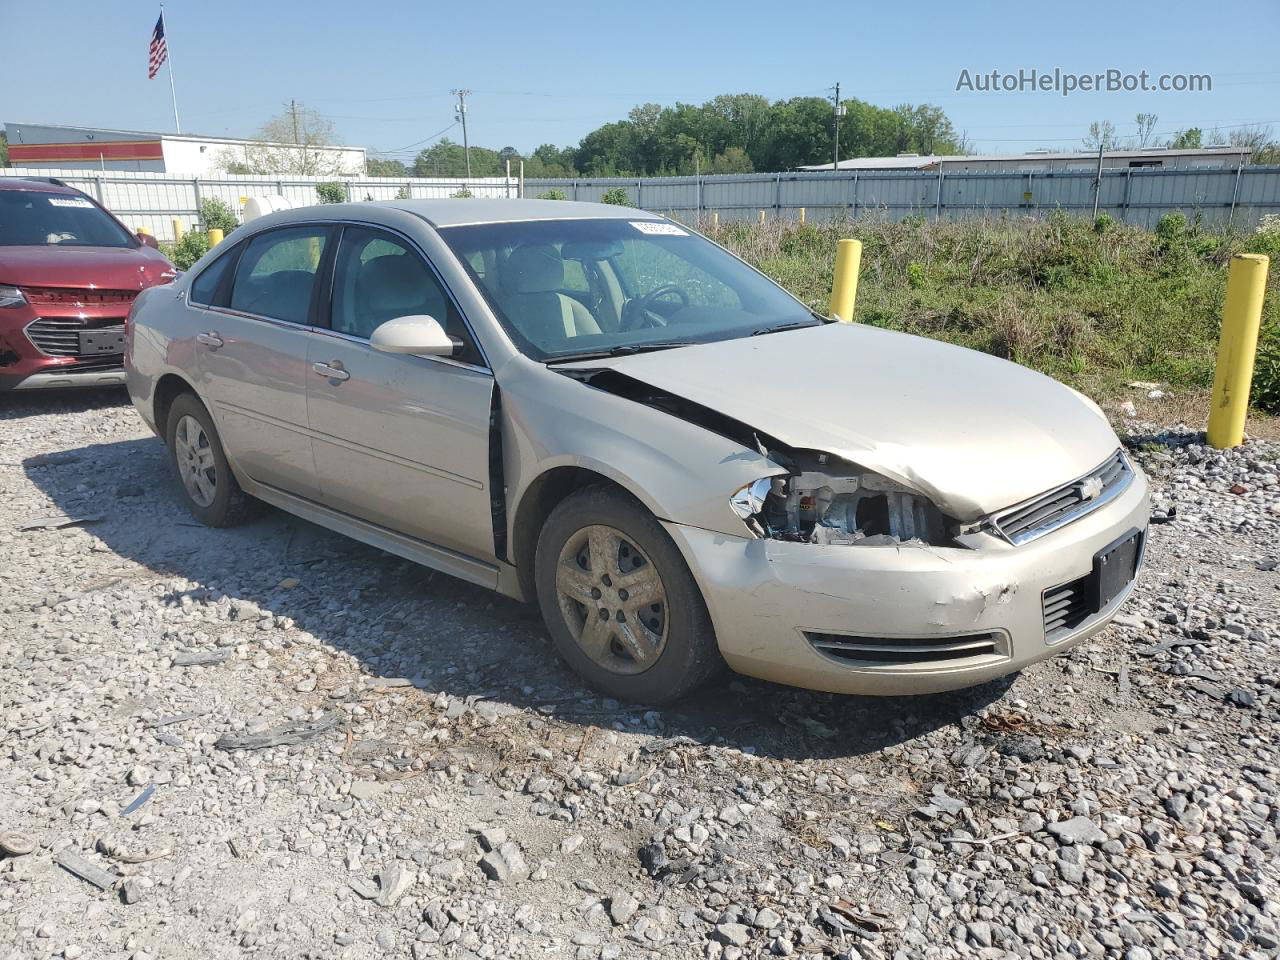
1077;476;1104;500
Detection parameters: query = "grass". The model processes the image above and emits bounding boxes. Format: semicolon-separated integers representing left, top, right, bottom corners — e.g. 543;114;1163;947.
699;211;1280;422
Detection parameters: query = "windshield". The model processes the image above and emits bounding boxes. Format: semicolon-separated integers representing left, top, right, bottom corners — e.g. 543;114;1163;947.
0;189;137;248
438;218;819;361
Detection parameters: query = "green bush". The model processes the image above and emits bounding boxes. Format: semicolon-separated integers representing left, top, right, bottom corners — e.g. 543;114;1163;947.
170;231;211;271
450;189;473;199
1253;331;1280;413
599;188;630;206
198;197;238;234
537;189;568;201
316;181;346;204
395;185;412;200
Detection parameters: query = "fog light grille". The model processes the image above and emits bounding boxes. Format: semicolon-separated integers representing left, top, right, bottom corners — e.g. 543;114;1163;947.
804;631;1005;667
1042;576;1091;641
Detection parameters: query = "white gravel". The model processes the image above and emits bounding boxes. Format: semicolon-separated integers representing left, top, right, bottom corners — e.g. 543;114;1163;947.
1;392;1278;960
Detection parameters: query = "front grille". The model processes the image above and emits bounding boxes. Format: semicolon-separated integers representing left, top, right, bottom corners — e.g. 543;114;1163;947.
805;631;1006;667
22;287;138;307
1042;576;1092;642
992;450;1130;545
25;317;124;357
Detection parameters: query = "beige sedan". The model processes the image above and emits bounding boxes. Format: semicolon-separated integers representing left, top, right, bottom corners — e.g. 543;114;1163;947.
126;199;1149;703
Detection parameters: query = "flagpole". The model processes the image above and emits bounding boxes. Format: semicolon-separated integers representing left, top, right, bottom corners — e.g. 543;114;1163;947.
162;4;181;133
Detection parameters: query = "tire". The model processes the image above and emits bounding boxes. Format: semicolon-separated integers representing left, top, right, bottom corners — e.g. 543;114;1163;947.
534;486;723;704
165;392;258;527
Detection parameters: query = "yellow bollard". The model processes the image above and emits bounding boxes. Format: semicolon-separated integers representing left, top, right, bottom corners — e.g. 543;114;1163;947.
828;238;863;323
173;219;184;242
136;225;151;236
757;210;766;224
1207;253;1270;449
798;207;806;225
207;228;224;247
711;211;719;229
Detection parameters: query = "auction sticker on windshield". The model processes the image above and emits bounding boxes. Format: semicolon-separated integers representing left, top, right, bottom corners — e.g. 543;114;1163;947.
48;197;96;209
631;221;688;236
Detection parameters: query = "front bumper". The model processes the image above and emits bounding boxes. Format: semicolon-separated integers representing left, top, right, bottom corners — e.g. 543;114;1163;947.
1;303;126;391
664;463;1150;696
0;366;127;391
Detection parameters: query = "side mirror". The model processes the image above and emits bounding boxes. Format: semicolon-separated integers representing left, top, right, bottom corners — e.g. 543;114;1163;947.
137;231;159;249
370;315;456;357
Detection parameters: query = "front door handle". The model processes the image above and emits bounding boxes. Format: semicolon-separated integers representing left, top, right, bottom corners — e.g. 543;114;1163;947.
312;360;350;382
196;332;224;349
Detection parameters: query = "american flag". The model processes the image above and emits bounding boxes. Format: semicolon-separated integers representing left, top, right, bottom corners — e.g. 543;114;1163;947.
148;14;168;80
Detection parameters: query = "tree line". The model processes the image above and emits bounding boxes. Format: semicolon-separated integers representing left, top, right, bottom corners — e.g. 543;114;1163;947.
368;93;963;179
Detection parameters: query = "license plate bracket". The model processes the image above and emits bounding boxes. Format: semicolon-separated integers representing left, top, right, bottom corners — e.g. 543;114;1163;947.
1092;528;1142;610
79;327;125;355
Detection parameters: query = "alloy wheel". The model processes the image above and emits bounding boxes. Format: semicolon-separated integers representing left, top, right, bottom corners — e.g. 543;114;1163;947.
173;414;217;508
554;524;668;675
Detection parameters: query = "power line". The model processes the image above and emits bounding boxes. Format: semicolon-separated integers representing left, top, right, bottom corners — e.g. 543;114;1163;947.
381;121;458;156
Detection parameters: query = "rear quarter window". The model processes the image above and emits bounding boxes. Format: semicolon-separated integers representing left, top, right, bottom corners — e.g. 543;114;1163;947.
189;245;239;305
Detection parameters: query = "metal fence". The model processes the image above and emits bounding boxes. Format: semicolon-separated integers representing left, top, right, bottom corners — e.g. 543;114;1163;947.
524;167;1280;230
1;168;517;242
5;164;1280;240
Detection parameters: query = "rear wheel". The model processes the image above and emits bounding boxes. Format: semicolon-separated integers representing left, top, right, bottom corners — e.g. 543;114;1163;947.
535;486;722;704
165;392;257;527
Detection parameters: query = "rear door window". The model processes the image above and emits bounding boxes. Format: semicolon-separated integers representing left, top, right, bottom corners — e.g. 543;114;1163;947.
229;226;329;324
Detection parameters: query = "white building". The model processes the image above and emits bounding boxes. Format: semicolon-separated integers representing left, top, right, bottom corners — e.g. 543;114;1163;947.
799;147;1252;173
4;122;366;176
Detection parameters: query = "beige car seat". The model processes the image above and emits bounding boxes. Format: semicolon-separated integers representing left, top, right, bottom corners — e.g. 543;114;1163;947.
498;244;601;346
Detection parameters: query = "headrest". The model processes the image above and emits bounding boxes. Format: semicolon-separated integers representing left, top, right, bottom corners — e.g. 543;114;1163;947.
504;245;564;294
358;253;428;314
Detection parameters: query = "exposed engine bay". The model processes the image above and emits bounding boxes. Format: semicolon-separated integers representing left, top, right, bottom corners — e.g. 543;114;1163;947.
734;451;953;547
561;367;957;548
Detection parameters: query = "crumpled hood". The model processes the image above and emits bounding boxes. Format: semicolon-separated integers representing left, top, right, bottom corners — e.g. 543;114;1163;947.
0;244;174;290
574;323;1120;520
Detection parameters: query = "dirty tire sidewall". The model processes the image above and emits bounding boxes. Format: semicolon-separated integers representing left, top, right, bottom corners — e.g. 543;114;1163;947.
535;486;722;704
165;392;256;528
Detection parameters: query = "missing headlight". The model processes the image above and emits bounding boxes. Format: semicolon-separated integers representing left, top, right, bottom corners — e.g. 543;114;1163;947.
731;455;952;546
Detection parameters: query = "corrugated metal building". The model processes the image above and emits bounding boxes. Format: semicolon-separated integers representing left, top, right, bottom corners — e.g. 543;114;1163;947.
799;147;1251;173
3;122;367;176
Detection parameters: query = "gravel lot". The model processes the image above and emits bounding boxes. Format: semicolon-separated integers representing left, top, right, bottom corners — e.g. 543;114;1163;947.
2;391;1278;960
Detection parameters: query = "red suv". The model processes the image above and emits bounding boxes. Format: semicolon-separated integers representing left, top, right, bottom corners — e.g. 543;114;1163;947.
0;177;175;391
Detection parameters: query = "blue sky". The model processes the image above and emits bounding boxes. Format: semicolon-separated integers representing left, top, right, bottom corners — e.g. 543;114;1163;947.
4;0;1278;160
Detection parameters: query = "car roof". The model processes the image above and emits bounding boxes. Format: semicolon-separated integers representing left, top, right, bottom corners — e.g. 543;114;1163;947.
371;198;655;228
0;177;83;196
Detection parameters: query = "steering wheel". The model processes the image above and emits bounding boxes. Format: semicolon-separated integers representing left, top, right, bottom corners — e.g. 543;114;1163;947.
621;283;690;331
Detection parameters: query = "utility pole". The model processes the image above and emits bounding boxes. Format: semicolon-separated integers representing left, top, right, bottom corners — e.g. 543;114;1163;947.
452;89;472;178
829;83;845;170
290;99;306;174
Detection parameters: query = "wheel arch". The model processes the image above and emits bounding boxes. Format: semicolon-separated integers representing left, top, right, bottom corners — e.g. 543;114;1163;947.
153;372;200;440
510;465;651;603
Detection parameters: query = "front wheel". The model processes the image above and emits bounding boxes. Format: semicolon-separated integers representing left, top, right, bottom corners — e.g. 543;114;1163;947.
165;392;257;527
534;486;722;704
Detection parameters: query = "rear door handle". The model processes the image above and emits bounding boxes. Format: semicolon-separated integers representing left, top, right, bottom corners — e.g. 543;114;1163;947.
312;360;350;382
196;332;224;349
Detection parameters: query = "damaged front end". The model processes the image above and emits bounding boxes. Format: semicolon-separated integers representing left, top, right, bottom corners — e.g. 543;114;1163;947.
559;367;965;548
730;451;959;547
